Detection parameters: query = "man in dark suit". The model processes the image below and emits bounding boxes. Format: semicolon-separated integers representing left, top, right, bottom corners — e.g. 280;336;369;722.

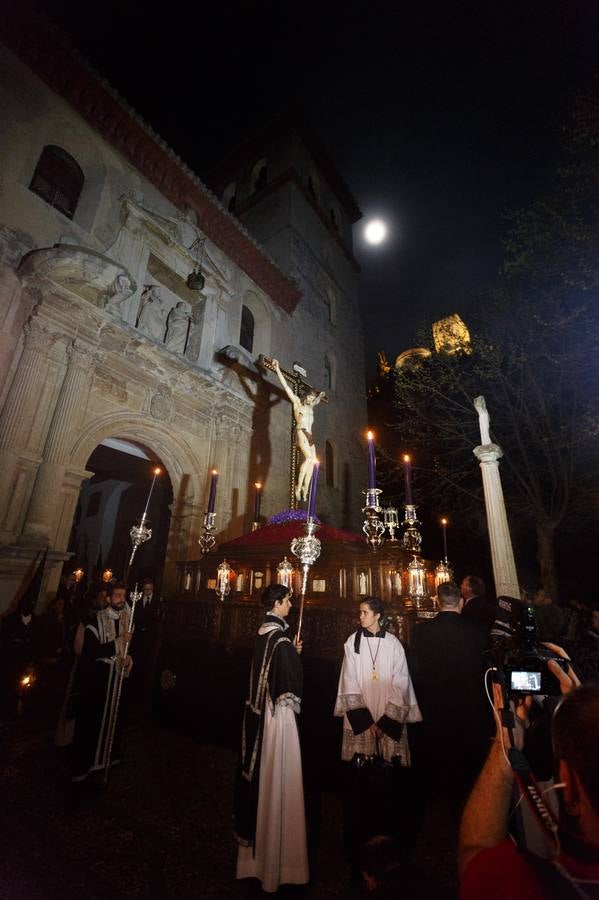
132;577;164;699
460;574;496;632
409;582;494;819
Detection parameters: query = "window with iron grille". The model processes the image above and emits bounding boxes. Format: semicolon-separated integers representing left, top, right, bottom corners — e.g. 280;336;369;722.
240;305;255;353
29;145;84;219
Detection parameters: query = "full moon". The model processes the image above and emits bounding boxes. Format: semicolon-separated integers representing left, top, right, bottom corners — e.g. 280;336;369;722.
364;219;387;245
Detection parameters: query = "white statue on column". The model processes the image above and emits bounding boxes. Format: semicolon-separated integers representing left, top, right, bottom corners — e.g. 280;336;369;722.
473;395;492;445
165;301;191;354
472;394;519;598
136;286;166;341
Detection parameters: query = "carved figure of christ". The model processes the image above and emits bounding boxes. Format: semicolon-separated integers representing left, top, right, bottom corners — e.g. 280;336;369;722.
260;355;327;507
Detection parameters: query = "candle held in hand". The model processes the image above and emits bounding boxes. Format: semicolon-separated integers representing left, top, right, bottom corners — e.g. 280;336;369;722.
142;467;161;520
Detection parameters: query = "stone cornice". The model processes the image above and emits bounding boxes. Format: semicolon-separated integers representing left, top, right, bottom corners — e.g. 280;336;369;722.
1;2;301;315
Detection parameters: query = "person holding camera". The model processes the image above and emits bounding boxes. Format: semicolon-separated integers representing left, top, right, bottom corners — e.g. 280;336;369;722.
459;648;599;899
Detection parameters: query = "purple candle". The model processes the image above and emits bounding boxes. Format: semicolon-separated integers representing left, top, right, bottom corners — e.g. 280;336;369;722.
254;482;262;521
403;454;413;505
367;431;376;489
207;469;218;514
307;460;320;519
441;518;449;559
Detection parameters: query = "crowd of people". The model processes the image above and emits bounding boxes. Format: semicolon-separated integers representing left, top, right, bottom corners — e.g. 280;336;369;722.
235;577;599;897
0;572;165;793
2;567;599;896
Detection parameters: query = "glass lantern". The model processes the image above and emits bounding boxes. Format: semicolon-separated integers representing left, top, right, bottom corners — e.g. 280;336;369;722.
277;556;294;589
434;560;453;591
408;556;426;599
216;559;232;601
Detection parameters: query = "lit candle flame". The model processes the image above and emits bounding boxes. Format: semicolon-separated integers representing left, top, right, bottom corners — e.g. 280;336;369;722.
441;517;448;526
403;454;411;463
255;482;262;490
212;469;218;475
367;430;374;441
153;467;161;476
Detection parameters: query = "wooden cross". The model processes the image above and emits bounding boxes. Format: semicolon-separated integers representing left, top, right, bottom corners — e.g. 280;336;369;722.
259;354;328;509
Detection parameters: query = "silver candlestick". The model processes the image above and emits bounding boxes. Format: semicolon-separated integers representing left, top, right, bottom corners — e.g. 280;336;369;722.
383;506;399;542
124;515;152;582
402;504;422;553
198;511;217;556
290;517;322;642
362;487;385;550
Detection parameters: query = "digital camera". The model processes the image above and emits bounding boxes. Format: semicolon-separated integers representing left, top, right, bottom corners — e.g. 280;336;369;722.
491;598;569;696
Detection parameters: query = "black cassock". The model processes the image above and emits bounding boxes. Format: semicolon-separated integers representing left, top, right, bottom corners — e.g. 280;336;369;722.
71;606;130;781
234;613;309;892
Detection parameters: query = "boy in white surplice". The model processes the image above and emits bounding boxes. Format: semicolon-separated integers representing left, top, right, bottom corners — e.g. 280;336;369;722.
334;596;421;857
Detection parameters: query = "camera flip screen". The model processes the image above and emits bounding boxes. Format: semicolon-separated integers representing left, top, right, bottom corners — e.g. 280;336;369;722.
510;670;541;692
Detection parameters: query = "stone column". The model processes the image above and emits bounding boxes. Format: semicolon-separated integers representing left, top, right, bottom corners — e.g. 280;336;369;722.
473;396;519;598
21;341;96;546
0;316;53;450
0;316;56;541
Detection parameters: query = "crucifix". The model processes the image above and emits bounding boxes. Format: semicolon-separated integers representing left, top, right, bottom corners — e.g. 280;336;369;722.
259;355;328;509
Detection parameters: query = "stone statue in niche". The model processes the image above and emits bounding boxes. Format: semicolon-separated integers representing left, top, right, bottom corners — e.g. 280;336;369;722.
136;285;166;341
185;301;205;362
165;301;191;354
105;272;135;318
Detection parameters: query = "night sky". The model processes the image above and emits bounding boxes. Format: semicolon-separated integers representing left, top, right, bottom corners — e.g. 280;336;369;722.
39;0;599;369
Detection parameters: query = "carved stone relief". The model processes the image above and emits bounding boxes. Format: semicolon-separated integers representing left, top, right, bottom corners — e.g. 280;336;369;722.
149;387;173;422
93;372;128;403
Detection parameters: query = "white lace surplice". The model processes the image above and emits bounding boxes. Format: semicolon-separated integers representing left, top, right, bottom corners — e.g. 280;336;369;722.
334;631;422;764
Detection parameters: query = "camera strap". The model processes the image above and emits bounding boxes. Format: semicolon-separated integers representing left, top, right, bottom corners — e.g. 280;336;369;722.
508;746;559;839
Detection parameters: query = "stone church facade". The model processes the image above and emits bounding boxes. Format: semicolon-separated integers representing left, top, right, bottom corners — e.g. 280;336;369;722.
0;9;367;609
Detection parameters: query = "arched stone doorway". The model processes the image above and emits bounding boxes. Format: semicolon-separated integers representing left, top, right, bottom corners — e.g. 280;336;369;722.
67;438;173;591
58;413;205;598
